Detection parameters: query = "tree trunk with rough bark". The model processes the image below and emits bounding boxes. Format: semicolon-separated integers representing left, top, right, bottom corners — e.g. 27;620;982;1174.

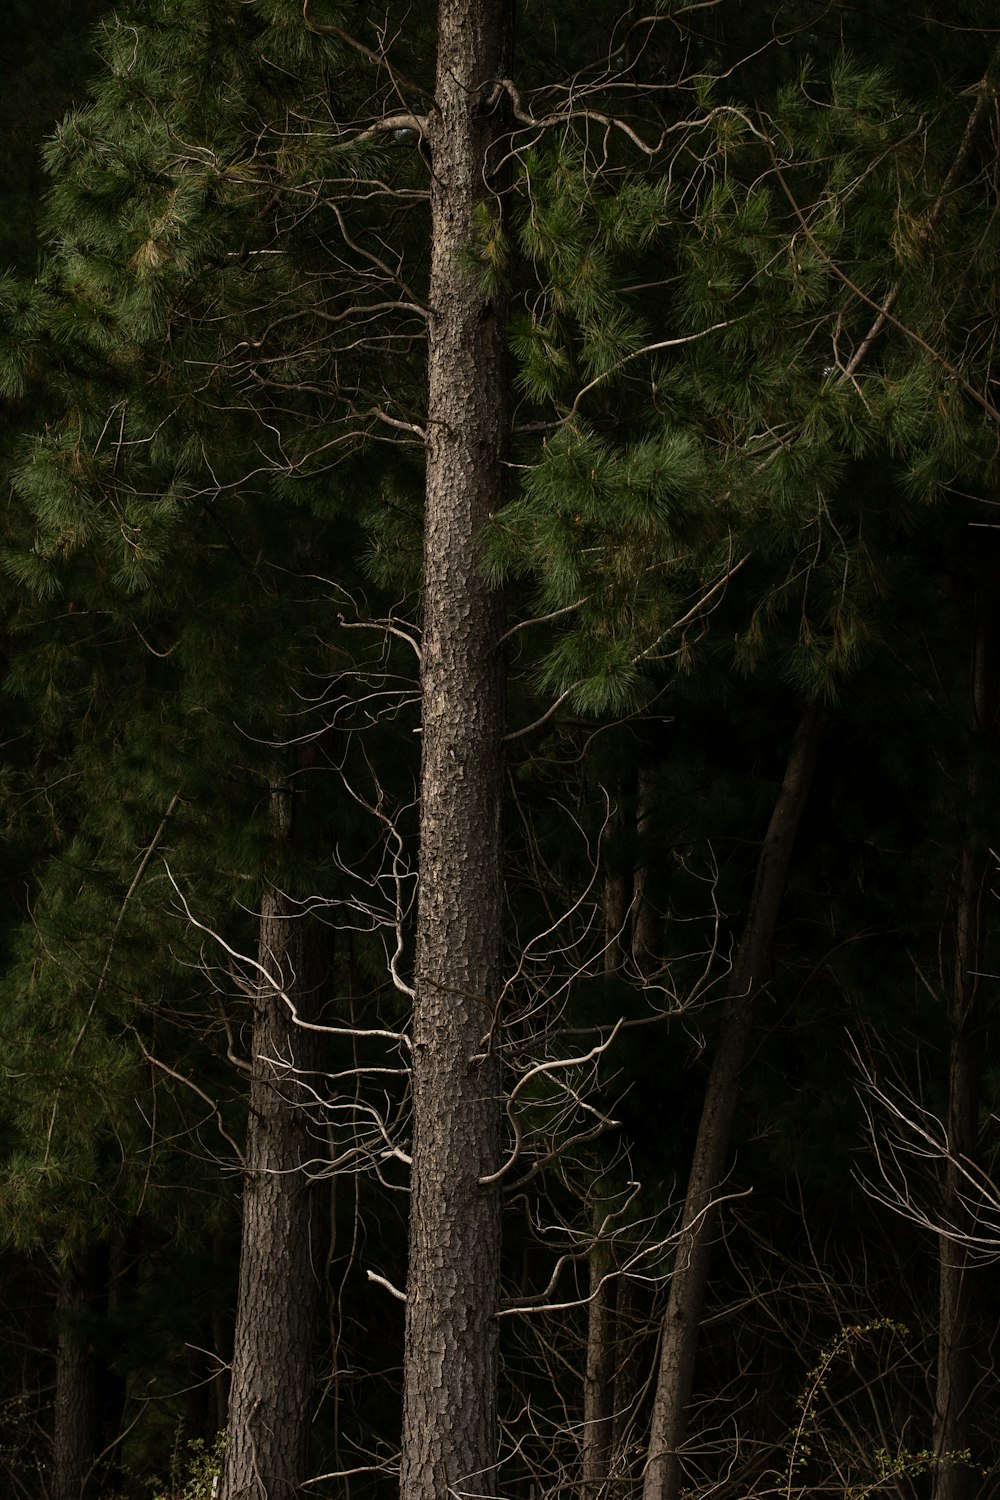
218;792;328;1500
51;1240;126;1500
642;700;828;1500
399;0;510;1495
52;1249;101;1500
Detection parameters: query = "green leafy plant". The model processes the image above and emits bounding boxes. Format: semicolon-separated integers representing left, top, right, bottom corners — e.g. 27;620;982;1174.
784;1321;976;1500
152;1432;227;1500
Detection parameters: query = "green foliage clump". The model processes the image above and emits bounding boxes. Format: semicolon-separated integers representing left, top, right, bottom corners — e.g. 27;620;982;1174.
152;1432;227;1500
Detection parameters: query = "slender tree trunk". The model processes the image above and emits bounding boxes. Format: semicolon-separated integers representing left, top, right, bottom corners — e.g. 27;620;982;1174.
935;1101;976;1500
582;822;633;1500
934;881;979;1500
399;1;510;1495
632;765;659;979
603;774;632;976
611;1273;648;1482
213;1277;232;1437
52;1249;101;1500
932;592;999;1500
185;1299;230;1444
642;700;827;1500
587;769;659;1500
605;867;629;976
52;1240;127;1500
582;1224;618;1500
95;1236;127;1495
218;791;327;1500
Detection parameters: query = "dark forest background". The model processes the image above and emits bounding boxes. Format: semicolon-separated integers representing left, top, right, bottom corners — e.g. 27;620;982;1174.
1;4;1000;1500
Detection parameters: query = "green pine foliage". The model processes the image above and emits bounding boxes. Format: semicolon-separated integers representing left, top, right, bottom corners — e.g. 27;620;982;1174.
0;1;424;1483
491;45;1000;716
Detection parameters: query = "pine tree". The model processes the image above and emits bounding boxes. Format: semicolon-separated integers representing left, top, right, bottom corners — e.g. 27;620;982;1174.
486;12;1000;1497
0;5;404;1488
398;0;510;1487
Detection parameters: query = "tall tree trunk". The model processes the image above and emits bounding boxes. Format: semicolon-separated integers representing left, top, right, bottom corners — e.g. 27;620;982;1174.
52;1248;101;1500
932;589;999;1500
218;790;327;1500
642;700;827;1500
52;1239;126;1500
399;1;510;1496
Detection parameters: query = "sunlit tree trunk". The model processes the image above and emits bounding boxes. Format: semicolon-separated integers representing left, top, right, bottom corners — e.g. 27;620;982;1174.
399;1;511;1496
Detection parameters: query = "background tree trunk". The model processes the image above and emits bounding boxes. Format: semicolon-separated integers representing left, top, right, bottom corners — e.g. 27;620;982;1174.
52;1248;101;1500
582;1224;618;1500
632;765;659;979
932;582;999;1500
642;700;828;1500
218;790;328;1500
399;0;510;1495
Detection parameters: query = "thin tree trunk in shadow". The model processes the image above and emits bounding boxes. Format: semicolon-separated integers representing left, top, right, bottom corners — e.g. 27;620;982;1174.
932;586;999;1500
605;860;629;977
52;1238;128;1500
587;765;663;1499
212;1283;232;1436
632;764;660;979
218;785;328;1500
578;803;633;1500
611;1273;649;1491
52;1247;101;1500
583;769;653;1498
582;1216;618;1500
641;699;828;1500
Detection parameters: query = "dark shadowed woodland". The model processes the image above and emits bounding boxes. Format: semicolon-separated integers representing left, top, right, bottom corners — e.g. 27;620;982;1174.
2;3;1000;1499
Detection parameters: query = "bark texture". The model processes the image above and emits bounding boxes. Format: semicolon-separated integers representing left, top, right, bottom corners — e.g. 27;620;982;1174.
52;1249;101;1500
399;1;510;1495
218;811;327;1500
642;700;827;1500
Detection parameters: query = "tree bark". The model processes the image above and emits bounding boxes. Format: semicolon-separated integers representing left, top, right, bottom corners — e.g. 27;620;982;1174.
52;1248;101;1500
399;1;510;1495
642;699;828;1500
582;1224;618;1500
218;793;327;1500
51;1239;127;1500
932;590;999;1500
